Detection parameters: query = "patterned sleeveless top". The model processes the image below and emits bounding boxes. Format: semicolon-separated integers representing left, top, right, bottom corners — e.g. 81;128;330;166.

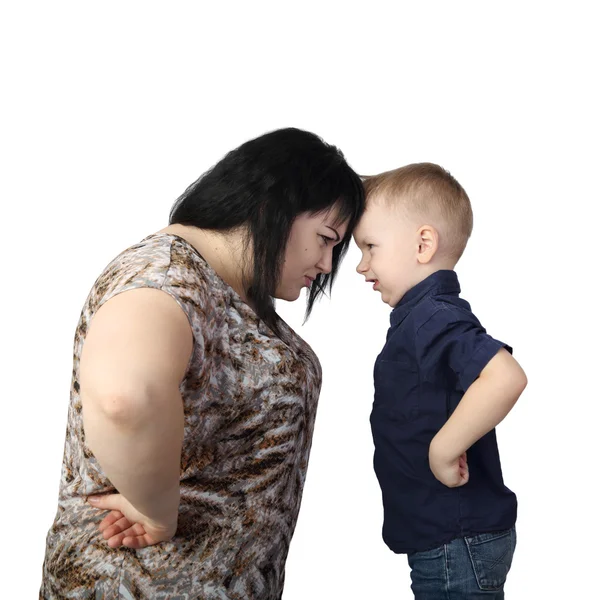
40;233;322;600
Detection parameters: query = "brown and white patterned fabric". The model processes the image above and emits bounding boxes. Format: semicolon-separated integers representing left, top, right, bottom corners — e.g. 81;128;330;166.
41;233;322;599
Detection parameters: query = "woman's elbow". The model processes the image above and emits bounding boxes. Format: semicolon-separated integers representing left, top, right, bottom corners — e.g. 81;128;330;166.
83;388;153;428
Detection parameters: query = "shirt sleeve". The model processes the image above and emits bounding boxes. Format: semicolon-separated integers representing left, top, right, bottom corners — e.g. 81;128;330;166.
416;304;512;392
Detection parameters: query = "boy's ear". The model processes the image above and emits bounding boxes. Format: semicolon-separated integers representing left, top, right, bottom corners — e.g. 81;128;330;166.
417;225;439;264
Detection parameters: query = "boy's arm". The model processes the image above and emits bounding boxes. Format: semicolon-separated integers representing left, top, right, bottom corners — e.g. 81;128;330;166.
429;347;527;487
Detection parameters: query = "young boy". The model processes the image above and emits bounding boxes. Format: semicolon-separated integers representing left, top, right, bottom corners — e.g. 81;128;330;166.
354;163;527;599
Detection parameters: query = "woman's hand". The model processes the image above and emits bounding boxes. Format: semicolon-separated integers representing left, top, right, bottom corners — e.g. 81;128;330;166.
88;493;177;549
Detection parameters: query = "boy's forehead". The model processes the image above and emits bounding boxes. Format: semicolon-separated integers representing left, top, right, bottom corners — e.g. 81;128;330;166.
354;206;387;238
359;200;395;226
354;198;416;241
367;191;403;213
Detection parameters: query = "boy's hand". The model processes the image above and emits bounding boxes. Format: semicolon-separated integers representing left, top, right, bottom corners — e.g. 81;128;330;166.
88;493;178;549
429;446;469;488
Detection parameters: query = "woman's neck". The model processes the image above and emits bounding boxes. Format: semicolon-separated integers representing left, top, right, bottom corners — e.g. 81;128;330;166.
159;224;250;302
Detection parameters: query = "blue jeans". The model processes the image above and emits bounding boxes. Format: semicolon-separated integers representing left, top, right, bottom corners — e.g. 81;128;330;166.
407;527;516;599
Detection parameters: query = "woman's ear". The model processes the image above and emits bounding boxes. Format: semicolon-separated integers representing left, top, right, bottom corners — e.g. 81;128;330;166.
416;225;439;264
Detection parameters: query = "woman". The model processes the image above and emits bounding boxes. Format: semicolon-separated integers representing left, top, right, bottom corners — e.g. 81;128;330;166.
40;128;365;599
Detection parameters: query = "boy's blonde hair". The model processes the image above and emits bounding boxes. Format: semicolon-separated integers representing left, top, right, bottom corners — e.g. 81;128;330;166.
363;163;473;262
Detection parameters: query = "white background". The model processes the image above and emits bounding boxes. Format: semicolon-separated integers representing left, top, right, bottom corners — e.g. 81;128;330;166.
1;2;598;598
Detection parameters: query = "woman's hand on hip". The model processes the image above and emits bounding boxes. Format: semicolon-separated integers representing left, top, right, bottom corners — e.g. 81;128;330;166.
88;493;178;549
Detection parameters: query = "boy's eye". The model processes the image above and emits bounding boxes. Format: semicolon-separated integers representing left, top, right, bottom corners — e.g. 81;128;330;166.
366;243;374;250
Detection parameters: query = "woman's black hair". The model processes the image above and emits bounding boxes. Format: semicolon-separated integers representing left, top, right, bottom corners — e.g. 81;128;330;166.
169;127;365;334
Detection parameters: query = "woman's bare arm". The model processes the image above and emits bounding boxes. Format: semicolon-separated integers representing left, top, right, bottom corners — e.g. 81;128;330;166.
80;287;193;524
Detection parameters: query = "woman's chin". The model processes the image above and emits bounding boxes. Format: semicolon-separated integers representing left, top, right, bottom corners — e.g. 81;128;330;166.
274;287;302;302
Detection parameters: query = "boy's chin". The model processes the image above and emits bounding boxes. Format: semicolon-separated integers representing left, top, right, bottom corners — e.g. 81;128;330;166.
380;290;400;307
380;293;393;307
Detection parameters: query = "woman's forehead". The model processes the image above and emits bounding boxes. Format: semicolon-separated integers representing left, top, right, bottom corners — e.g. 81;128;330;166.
298;205;351;239
323;204;353;228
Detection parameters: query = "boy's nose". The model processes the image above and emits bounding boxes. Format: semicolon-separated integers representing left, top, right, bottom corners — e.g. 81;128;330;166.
356;259;368;274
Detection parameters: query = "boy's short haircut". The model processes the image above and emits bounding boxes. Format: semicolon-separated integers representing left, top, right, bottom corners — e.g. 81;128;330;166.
363;163;473;262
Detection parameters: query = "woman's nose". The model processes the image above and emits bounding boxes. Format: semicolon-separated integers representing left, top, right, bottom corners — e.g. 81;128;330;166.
317;249;333;274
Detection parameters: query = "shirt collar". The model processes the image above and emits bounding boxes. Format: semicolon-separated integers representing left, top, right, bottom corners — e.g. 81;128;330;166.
390;270;461;327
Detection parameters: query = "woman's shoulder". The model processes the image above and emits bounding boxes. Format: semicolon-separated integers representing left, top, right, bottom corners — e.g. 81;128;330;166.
87;232;218;315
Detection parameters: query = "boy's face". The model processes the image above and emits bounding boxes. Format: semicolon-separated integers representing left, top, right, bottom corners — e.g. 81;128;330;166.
354;199;422;307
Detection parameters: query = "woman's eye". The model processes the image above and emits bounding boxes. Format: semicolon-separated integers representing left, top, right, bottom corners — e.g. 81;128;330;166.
320;235;333;245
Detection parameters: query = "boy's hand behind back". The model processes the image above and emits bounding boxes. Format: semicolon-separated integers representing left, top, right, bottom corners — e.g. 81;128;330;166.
429;450;469;488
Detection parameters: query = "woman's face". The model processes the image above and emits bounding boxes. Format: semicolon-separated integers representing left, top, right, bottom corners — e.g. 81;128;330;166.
275;209;348;301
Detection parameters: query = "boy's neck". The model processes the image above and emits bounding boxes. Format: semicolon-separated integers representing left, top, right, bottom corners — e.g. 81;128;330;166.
395;260;457;307
410;259;456;290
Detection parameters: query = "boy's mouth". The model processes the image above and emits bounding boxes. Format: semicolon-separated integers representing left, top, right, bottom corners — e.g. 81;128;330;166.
367;278;379;290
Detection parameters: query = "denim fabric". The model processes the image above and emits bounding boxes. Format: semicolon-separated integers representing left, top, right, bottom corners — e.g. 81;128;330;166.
407;527;517;599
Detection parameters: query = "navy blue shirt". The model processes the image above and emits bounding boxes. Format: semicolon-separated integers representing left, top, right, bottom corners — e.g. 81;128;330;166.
371;270;517;554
